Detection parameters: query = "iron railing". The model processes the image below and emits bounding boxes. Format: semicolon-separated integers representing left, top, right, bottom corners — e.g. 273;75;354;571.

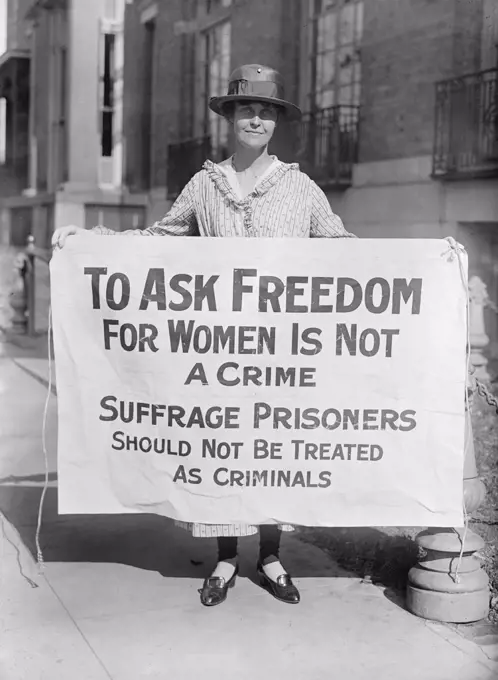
296;105;359;187
166;104;360;197
9;235;50;337
167;136;228;199
0;154;29;196
433;67;498;179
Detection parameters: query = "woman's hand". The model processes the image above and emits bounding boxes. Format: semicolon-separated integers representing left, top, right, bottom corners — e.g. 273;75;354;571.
52;225;89;250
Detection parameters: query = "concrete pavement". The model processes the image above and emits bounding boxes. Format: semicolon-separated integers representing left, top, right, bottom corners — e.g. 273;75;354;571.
1;353;498;679
0;247;18;331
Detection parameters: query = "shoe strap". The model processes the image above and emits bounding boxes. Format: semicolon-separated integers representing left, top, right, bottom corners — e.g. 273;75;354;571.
276;574;293;587
206;576;226;588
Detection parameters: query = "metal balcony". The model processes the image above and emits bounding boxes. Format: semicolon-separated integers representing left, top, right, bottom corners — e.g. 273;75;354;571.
167;136;227;199
433;67;498;179
25;0;67;20
166;104;359;198
0;155;30;197
294;105;359;188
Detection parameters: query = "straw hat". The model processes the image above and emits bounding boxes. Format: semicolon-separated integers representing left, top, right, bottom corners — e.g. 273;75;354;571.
209;64;302;122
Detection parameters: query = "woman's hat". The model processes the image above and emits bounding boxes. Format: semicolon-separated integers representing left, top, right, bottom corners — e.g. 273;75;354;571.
209;64;302;122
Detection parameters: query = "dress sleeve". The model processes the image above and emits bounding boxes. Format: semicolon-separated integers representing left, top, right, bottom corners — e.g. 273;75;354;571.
310;180;356;238
92;177;199;236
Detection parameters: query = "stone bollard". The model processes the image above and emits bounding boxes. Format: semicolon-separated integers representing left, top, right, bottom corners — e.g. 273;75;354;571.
8;235;36;335
406;416;490;623
9;253;29;333
468;275;490;381
406;270;491;622
26;235;36;336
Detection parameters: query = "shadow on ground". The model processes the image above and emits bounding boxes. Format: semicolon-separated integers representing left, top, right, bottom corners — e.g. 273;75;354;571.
298;526;421;592
0;480;420;591
0;330;51;360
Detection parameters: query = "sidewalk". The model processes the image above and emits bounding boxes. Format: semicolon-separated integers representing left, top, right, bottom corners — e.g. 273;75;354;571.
1;351;498;679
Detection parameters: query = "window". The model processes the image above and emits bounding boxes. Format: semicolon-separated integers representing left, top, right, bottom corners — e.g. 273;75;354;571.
0;0;7;54
59;47;67;126
0;97;6;165
481;0;498;69
142;19;155;188
100;32;115;157
206;0;232;13
201;20;231;158
99;0;126;187
308;0;363;110
56;45;68;182
103;0;118;21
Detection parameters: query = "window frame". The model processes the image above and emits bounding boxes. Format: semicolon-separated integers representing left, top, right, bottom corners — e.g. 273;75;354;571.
99;31;116;159
0;97;7;165
305;0;363;112
197;17;231;157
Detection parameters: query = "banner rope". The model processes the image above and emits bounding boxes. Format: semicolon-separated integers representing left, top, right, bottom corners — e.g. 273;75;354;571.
34;240;477;580
35;304;53;571
442;237;470;584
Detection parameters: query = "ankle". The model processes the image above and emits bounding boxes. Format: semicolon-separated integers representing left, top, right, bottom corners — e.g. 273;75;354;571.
260;560;287;582
259;555;280;568
212;560;237;579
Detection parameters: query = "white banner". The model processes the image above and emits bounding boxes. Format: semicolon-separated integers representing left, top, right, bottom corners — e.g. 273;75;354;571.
50;237;467;527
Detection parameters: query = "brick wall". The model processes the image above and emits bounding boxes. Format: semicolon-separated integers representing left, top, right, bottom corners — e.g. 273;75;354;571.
123;0;303;189
124;0;487;187
452;0;484;75
359;0;484;163
32;11;51;192
7;0;32;51
230;0;302;162
123;0;185;192
122;2;143;191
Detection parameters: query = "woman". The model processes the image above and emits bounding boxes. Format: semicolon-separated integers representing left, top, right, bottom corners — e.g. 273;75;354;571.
53;64;356;608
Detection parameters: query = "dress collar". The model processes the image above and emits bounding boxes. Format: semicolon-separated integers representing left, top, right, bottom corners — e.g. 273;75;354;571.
203;157;300;206
218;156;280;200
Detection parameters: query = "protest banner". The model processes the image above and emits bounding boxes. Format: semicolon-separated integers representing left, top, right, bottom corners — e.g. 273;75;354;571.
50;237;467;527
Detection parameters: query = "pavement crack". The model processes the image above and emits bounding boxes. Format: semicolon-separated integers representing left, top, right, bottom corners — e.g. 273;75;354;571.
41;574;115;680
0;511;39;589
423;620;498;671
10;356;57;396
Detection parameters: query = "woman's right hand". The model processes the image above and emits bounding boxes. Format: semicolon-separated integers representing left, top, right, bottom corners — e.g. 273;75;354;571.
52;225;88;250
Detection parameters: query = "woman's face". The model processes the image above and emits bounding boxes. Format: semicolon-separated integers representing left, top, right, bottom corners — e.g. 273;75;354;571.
232;101;279;149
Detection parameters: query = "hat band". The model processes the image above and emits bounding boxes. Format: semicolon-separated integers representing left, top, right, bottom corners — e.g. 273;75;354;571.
227;79;284;100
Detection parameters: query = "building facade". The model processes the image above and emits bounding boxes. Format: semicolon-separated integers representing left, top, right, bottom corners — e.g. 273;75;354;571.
1;0;498;353
122;0;498;356
0;0;147;249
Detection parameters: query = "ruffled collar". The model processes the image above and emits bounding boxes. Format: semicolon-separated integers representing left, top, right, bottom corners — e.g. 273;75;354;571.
202;157;300;207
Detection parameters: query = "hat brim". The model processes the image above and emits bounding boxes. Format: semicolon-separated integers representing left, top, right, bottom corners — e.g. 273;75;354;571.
209;95;302;122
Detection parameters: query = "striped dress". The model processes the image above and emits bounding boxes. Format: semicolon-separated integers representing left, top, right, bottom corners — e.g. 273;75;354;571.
94;156;356;537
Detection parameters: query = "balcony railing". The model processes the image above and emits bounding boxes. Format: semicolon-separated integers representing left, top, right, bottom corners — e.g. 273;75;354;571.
433;67;498;179
167;136;227;199
0;155;29;197
294;105;359;188
167;104;359;198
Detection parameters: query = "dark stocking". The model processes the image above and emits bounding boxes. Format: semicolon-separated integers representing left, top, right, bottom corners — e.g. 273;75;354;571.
217;536;238;567
259;525;282;566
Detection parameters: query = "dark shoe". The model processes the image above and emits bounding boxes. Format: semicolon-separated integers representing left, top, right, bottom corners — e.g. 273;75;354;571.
200;565;238;607
257;562;300;604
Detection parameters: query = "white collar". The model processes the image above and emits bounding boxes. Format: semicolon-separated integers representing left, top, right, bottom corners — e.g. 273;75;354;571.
218;156;280;199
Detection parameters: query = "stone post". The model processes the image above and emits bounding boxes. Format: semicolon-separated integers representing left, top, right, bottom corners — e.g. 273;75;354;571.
8;235;36;335
468;275;490;381
406;261;491;622
9;253;29;334
406;413;489;622
26;235;36;336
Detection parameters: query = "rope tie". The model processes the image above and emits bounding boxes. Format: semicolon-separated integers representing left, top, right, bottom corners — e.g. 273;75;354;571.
442;237;470;584
34;239;496;583
35;305;53;571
